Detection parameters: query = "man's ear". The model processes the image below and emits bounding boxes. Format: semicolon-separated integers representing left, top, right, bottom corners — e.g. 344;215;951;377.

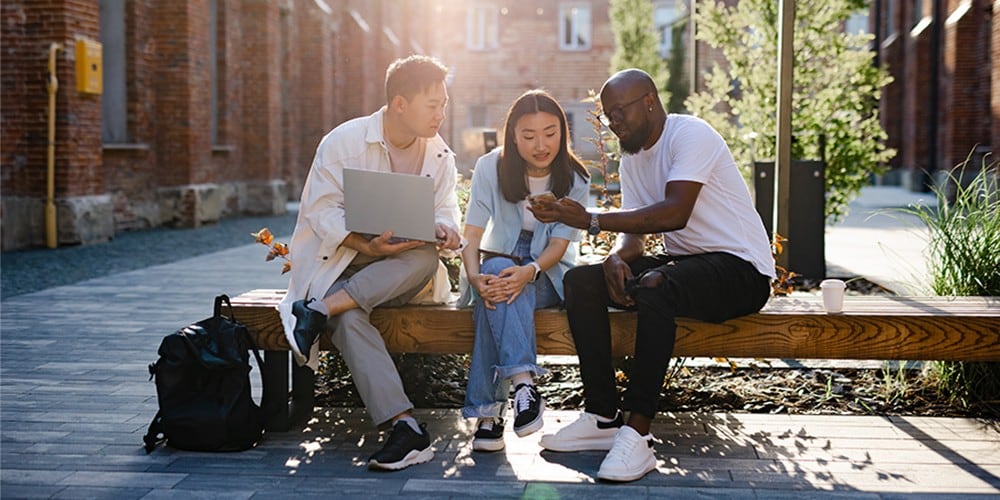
389;95;408;113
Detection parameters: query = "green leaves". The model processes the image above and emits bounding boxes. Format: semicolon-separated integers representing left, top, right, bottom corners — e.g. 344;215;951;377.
688;0;895;221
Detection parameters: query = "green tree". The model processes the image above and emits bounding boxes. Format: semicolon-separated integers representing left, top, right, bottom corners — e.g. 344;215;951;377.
686;0;895;221
609;0;669;105
666;17;689;113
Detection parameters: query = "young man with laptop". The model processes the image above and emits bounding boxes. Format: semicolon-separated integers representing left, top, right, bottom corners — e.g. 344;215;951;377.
278;55;462;471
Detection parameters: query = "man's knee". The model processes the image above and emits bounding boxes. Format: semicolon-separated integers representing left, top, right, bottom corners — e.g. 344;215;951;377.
330;309;375;346
637;269;666;289
564;263;602;291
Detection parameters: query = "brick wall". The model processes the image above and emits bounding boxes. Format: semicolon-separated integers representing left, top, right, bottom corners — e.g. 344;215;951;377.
105;0;157;231
994;0;1000;151
904;17;934;176
941;1;991;170
878;0;996;188
1;0;110;248
428;1;616;168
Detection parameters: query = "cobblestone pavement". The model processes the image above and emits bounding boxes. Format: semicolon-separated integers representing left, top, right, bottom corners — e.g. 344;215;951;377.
2;188;998;498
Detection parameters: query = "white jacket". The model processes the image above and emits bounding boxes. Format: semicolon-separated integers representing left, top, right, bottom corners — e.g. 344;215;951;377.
278;108;461;369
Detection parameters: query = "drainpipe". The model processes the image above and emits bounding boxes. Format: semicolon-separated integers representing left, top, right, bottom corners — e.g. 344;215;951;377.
46;43;62;249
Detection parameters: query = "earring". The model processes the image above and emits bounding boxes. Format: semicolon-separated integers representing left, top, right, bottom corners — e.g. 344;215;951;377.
648;107;653;111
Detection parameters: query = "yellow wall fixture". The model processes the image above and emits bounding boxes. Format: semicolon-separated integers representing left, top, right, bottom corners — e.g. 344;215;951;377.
74;38;102;95
46;43;62;249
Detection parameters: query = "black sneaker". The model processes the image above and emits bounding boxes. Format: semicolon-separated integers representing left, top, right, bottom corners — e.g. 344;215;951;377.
472;417;505;452
512;383;544;437
368;421;434;471
291;299;326;362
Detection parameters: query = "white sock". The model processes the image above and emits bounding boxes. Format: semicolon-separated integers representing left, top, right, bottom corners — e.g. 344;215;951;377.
307;299;329;316
511;372;533;388
396;416;422;434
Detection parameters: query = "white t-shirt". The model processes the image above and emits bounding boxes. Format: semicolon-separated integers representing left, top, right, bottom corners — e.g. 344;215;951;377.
619;114;775;278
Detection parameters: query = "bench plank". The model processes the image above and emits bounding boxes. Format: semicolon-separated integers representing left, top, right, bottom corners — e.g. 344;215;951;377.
231;289;999;431
231;290;1000;362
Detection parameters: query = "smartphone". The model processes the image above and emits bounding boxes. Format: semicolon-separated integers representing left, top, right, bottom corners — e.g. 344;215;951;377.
528;191;556;206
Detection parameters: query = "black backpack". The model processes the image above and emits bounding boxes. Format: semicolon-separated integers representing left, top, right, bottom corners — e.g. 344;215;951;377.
143;294;265;452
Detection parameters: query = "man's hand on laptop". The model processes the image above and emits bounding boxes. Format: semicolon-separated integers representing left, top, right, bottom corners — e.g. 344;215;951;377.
434;224;462;251
366;231;426;256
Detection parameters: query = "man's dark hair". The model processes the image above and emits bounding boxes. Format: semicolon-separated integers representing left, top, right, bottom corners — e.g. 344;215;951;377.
385;55;449;104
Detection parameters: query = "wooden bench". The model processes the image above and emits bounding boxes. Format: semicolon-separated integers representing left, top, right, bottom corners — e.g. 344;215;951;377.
230;289;1000;431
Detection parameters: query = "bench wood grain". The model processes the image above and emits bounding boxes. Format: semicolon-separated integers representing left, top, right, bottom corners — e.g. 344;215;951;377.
232;289;1000;361
230;289;1000;431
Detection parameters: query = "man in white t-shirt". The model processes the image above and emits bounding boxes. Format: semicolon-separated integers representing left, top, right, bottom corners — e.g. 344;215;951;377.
529;69;775;483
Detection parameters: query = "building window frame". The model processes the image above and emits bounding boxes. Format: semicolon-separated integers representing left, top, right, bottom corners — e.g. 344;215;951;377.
653;1;687;59
467;2;499;51
558;2;591;51
99;0;128;144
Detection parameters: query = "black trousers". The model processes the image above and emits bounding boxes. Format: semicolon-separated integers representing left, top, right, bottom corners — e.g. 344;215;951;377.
563;252;771;419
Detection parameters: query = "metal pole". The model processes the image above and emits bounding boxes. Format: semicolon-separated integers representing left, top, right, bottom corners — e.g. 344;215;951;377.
774;0;794;269
46;43;62;249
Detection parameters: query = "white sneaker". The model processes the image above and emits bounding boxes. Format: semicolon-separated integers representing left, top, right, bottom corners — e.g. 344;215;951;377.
539;411;623;452
597;426;656;482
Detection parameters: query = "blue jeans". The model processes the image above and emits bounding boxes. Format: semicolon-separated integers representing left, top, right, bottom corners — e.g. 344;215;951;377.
462;231;560;419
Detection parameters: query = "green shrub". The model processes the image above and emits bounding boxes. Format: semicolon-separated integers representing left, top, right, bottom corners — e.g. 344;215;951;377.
896;153;1000;416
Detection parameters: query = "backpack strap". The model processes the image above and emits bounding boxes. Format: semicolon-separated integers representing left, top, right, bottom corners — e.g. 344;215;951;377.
143;410;166;453
215;294;234;320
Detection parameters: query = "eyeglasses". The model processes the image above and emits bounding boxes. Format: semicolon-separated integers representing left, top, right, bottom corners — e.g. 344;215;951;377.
598;93;650;127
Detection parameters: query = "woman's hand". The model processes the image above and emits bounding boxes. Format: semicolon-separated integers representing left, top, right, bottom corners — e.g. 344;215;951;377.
470;273;504;310
494;264;535;304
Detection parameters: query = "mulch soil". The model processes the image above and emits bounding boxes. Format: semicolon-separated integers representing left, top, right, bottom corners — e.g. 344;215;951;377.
314;277;999;420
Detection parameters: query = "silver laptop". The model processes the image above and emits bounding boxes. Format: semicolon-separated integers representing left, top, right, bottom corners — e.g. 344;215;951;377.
343;168;437;242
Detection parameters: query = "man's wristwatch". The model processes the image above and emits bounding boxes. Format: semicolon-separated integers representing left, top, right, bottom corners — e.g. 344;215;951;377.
529;262;542;282
587;213;601;236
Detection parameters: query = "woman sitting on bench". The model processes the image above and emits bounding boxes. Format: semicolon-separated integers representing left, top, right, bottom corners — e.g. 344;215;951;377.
458;90;590;452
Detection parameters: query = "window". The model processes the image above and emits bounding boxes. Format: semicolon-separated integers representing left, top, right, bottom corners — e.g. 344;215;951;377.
882;0;896;36
209;0;219;144
467;3;498;51
653;1;687;59
468;105;488;128
845;9;869;35
99;0;127;143
912;0;924;28
559;3;591;51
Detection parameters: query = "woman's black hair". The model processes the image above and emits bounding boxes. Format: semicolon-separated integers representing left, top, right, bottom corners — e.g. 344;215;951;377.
497;90;589;204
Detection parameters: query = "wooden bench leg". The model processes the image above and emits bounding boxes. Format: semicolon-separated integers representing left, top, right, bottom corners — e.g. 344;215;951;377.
291;362;315;424
262;350;289;432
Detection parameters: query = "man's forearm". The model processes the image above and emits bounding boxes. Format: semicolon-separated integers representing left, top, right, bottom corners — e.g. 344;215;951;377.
609;233;645;263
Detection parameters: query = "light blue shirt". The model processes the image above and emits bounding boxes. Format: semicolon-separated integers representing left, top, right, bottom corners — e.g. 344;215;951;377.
460;148;590;304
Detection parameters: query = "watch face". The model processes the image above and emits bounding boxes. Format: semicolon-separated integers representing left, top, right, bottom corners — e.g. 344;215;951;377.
588;214;600;235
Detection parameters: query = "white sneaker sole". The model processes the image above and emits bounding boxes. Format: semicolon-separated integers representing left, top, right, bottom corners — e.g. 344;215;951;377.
513;401;545;437
597;454;657;482
539;433;617;452
368;446;434;471
472;437;505;452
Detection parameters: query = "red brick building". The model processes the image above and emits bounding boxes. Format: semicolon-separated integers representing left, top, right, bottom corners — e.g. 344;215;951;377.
873;0;997;190
1;0;436;250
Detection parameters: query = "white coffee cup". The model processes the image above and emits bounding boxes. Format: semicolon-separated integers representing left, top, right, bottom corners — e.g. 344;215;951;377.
820;279;846;313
